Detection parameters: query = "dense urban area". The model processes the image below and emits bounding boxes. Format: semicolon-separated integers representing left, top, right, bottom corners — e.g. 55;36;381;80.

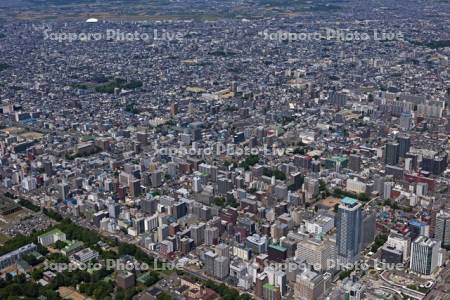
0;0;450;299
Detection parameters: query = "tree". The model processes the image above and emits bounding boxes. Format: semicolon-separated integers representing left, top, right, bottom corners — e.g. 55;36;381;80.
240;155;259;171
31;268;44;281
54;240;68;249
371;234;388;253
144;271;160;286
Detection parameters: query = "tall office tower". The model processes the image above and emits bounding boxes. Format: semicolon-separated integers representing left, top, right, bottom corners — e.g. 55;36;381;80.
43;160;53;176
304;177;319;201
157;224;169;242
141;198;157;214
274;271;287;296
119;171;133;186
104;179;113;192
144;214;159;232
190;223;206;246
263;283;281;300
348;154;361;172
190;122;203;141
213;256;230;279
397;134;411;158
129;179;141;197
170;103;178;116
108;202;121;219
360;210;376;250
173;201;187;219
204;251;217;276
410;236;440;275
405;153;419;171
385;142;400;165
295;238;336;271
216;243;230;258
422;153;448;175
150;170;162;188
374;174;385;195
294;270;330;300
408;219;430;242
256;273;268;299
382;231;411;263
59;182;70;201
134;217;145;235
217;177;233;195
204;227;219;245
435;210;450;247
192;176;202;193
135;132;148;145
231;81;237;93
336;197;362;264
328;91;347;108
383;181;394;200
399;111;412;130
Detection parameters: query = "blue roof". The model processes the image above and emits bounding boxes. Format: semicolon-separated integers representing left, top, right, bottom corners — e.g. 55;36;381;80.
409;219;426;227
341;197;358;205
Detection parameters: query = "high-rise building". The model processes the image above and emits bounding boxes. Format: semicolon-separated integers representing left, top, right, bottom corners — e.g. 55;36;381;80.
256;273;268;299
295;238;336;271
173;201;188;219
215;243;230;258
108;202;121;219
141;198;157;215
435;210;450;247
157;224;169;242
129;179;141;197
383;181;393;200
214;256;229;279
59;182;70;201
43;160;53;176
246;234;268;254
274;271;287;296
150;170;163;188
360;210;376;250
170;103;178;116
399;111;412;130
304;177;319;202
410;236;440;275
144;214;159;232
348;154;361;172
397;134;411;158
385;142;400;165
373;174;385;195
328;91;347;108
294;270;330;300
408;219;429;242
421;152;448;175
263;283;281;300
204;251;217;276
134;217;145;234
204;227;219;245
193;176;202;193
190;223;206;246
336;197;362;264
382;231;410;263
267;244;287;262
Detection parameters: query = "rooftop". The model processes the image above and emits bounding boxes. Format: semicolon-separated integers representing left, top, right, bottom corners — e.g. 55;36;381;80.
341;197;358;206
